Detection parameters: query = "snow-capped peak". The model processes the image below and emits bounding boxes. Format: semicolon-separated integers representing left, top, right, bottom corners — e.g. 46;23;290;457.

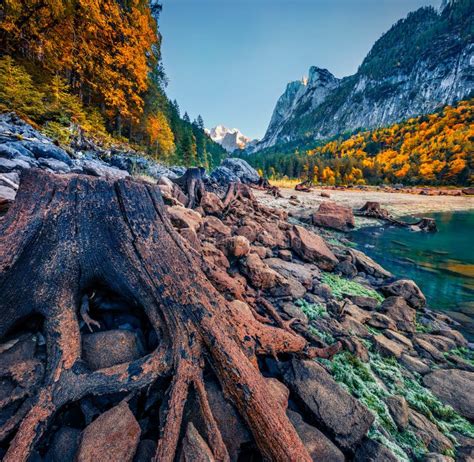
206;125;256;152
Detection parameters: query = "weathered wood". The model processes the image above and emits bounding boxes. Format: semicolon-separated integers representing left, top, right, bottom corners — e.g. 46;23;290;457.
0;169;313;462
295;179;313;192
172;167;206;208
356;201;437;232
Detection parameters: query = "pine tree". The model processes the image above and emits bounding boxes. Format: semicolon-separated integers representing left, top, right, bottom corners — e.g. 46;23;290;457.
182;130;197;166
0;56;44;118
196;115;205;130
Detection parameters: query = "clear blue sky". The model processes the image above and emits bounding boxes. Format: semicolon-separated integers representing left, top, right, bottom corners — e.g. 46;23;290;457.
160;0;440;139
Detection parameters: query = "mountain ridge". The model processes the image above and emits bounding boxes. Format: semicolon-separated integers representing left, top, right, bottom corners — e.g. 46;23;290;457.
250;0;473;153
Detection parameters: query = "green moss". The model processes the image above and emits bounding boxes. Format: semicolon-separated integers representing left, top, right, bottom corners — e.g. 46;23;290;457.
366;325;383;336
321;272;384;303
370;353;474;439
295;299;328;320
414;318;433;334
320;352;416;460
308;326;335;345
320;350;474;460
445;347;474;367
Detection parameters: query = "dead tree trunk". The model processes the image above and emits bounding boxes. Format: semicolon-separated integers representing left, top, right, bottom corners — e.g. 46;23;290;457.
356;201;437;231
0;169;313;462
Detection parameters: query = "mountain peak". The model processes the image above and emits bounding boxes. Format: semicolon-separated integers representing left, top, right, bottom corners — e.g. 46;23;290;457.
206;125;256;152
252;1;472;152
307;67;338;86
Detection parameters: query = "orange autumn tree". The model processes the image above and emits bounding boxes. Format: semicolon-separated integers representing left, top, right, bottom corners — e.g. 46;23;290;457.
0;0;159;134
147;111;175;160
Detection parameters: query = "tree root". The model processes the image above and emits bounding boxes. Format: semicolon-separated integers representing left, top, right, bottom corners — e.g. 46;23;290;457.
0;170;317;461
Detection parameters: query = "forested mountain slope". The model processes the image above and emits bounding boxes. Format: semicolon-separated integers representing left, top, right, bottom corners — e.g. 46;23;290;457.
253;0;473;151
243;98;473;186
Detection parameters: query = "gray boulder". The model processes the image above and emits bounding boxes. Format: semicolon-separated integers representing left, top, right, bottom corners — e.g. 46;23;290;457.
211;158;259;185
37;157;71;173
22;140;72;165
0;112;49;142
283;358;374;451
354;438;398;461
46;427;82;462
0;184;17;212
0;143;31;159
348;248;392;279
169;166;187;176
82;330;142;370
109;154;149;173
210;165;240;185
0;157;33;173
423;369;474;420
79;159;129;180
381;279;426;309
147;163;179;180
2;142;36;158
287;410;345;462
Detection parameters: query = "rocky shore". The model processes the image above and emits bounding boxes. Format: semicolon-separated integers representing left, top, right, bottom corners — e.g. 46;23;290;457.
0;114;473;461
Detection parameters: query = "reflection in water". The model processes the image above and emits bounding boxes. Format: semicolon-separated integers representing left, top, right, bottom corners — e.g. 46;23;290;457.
351;211;474;340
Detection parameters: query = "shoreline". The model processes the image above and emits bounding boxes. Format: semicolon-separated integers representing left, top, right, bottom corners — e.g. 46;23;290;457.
254;187;474;224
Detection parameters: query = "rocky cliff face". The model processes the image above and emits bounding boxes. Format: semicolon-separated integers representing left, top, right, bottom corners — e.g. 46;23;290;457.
206;125;255;152
254;1;474;152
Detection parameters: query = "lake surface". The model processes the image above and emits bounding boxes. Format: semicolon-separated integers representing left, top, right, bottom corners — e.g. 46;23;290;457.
351;210;474;340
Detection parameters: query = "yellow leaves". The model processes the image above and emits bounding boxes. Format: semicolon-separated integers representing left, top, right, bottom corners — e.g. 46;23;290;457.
1;0;160;125
302;98;472;185
147;112;175;160
321;166;336;185
447;158;467;177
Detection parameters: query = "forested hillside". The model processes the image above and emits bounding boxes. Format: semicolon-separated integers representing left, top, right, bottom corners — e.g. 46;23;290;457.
254;0;473;151
0;0;226;168
242;99;473;186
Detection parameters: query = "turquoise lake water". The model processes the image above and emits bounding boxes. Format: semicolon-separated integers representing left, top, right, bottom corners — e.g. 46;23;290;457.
351;210;474;340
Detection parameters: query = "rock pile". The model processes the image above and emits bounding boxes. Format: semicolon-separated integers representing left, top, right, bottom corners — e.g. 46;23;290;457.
149;178;473;461
0;113;260;213
0;116;472;461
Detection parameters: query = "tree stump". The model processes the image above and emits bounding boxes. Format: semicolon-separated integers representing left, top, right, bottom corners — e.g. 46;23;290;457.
295;180;312;192
172;167;206;209
0;169;314;462
358;201;437;232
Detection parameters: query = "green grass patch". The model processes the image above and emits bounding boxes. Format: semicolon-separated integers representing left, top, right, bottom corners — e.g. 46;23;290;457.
321;272;384;303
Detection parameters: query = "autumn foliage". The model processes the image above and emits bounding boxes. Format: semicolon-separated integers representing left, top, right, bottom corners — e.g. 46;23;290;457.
309;99;473;185
1;0;157;123
0;1;226;167
246;99;473;186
